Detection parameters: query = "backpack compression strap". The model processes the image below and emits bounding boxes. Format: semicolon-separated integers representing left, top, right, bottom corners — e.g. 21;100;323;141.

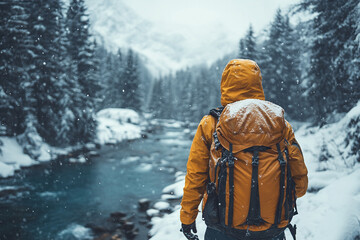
228;143;235;228
275;143;286;225
244;146;270;226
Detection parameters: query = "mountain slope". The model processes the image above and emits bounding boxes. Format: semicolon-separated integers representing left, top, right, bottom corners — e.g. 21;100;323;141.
85;0;236;76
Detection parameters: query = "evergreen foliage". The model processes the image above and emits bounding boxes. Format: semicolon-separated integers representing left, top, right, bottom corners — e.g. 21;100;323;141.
149;77;164;118
121;49;142;112
26;0;71;146
149;56;231;122
95;47;145;112
0;0;30;135
260;9;303;120
0;0;149;154
66;0;99;143
298;0;360;124
238;25;257;60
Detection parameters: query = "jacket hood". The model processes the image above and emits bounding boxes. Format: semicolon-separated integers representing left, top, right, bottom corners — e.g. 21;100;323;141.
220;59;265;106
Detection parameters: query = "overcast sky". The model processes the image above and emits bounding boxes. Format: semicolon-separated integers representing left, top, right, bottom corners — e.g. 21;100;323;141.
124;0;300;40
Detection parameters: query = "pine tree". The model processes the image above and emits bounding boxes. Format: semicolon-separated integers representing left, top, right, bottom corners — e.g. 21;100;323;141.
96;48;115;108
176;69;193;121
299;0;360;123
0;0;30;135
149;77;164;118
66;0;99;143
122;49;142;112
26;0;71;146
0;2;12;134
238;25;257;60
110;49;124;108
160;75;173;119
260;9;302;118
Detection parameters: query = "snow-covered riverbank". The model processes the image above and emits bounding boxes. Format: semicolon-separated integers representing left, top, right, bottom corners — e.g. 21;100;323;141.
0;108;144;178
149;102;360;240
96;108;143;145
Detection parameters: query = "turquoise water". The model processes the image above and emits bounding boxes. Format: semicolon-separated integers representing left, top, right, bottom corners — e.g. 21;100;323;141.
0;126;192;240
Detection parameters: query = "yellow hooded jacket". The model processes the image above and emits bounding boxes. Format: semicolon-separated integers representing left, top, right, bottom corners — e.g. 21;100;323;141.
180;59;308;229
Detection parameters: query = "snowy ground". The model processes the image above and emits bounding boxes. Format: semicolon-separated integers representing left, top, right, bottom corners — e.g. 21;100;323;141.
149;103;360;240
0;108;143;178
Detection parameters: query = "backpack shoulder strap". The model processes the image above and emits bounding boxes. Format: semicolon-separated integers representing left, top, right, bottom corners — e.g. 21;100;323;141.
208;107;224;151
208;106;224;120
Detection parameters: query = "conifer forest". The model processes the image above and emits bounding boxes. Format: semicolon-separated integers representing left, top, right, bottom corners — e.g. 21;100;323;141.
0;0;359;239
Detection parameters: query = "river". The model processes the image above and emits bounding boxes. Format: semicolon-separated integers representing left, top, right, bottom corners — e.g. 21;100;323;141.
0;123;193;240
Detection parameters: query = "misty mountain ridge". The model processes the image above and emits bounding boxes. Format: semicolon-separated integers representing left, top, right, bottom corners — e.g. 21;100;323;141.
85;0;237;76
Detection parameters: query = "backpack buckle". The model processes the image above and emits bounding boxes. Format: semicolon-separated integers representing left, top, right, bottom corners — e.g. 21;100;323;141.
213;131;221;150
252;151;259;166
228;157;234;167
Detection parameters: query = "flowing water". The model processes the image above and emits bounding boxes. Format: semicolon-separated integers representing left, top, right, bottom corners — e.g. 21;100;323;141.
0;123;192;240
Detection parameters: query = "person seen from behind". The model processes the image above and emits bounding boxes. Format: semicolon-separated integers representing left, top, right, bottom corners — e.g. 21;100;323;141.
180;59;308;240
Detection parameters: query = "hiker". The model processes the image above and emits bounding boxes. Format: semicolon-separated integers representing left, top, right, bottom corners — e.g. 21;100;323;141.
180;59;308;240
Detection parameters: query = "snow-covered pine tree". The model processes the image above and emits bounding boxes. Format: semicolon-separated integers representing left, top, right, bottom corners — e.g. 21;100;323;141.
299;0;360;123
121;49;142;112
0;0;30;136
207;60;223;108
26;0;71;147
0;2;12;135
187;68;210;121
95;47;115;109
176;69;193;121
260;9;302;119
110;49;125;108
160;75;173;119
238;25;257;61
198;68;212;120
66;0;99;143
187;77;198;121
149;77;164;118
332;0;360;112
281;16;303;119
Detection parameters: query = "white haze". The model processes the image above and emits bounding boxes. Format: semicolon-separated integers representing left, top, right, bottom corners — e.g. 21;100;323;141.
86;0;300;76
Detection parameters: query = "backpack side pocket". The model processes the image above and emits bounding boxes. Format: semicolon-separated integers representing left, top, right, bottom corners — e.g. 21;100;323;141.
203;182;220;225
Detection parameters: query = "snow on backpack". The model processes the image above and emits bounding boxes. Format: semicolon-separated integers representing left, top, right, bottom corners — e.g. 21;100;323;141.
202;99;297;240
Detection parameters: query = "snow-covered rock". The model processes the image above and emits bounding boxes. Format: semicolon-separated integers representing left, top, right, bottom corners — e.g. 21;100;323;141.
146;209;160;218
57;223;93;240
97;108;140;125
69;155;87;163
0;137;36;178
96;108;142;145
0;161;15;178
153;201;170;211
